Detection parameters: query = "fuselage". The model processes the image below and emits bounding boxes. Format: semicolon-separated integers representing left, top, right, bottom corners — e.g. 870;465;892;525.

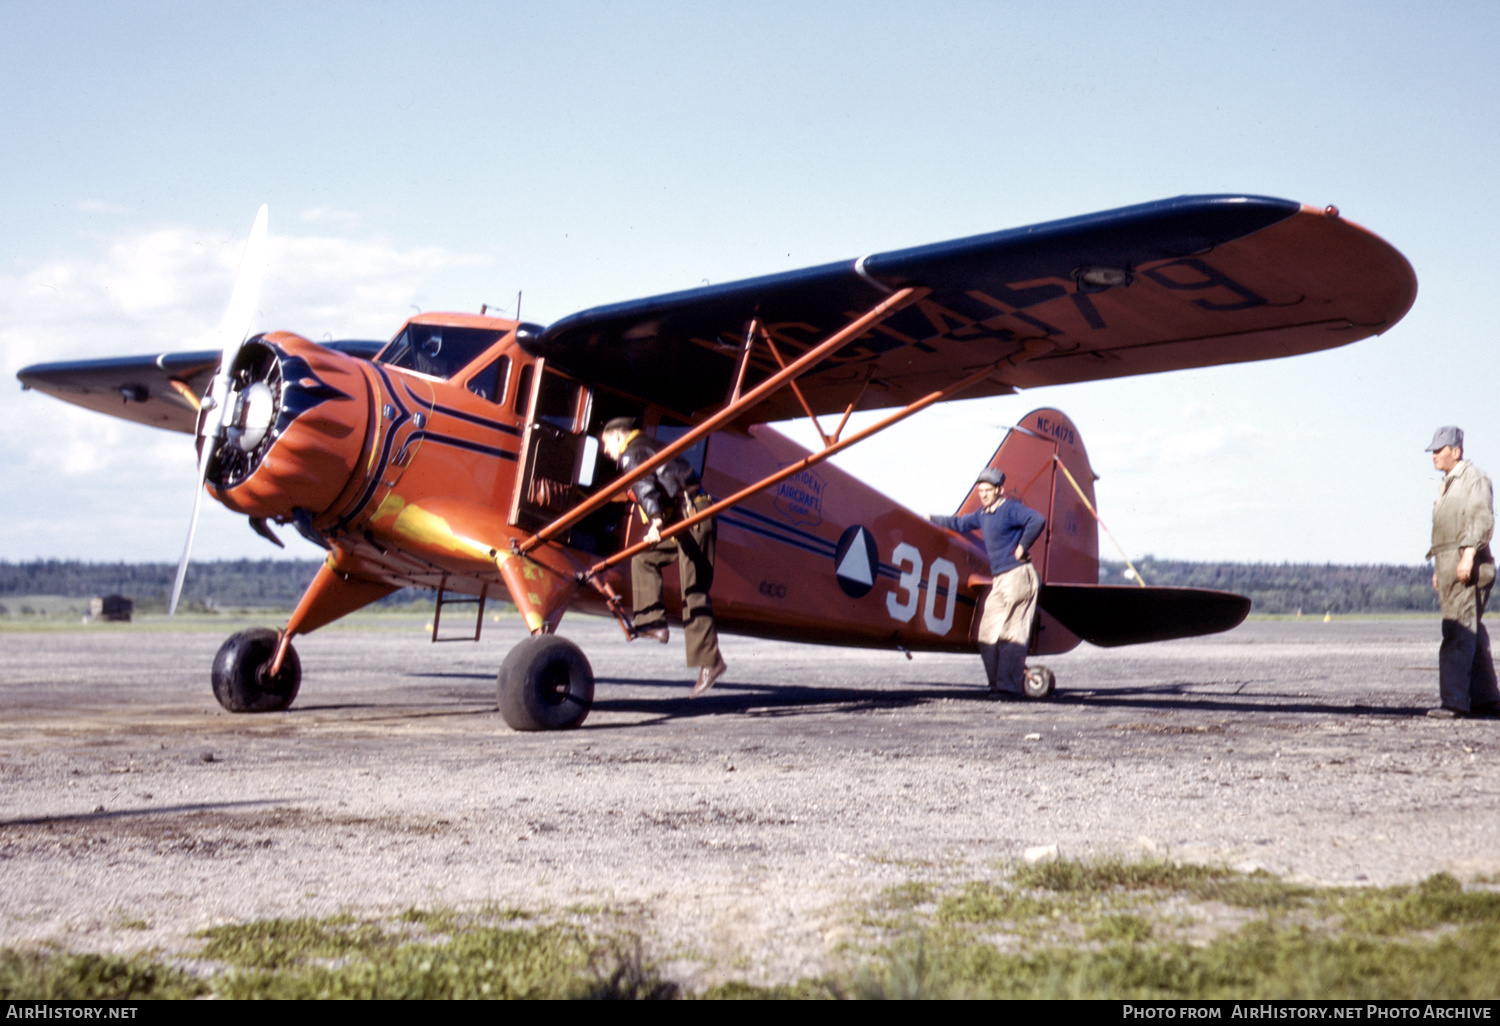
211;313;1099;655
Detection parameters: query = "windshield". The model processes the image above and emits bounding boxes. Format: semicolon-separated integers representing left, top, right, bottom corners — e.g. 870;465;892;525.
378;324;505;380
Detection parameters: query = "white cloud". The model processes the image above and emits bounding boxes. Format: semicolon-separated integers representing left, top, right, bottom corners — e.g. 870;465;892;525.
1;216;488;560
297;207;362;226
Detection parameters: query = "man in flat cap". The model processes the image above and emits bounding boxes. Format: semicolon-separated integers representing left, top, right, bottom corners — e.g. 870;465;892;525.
931;468;1047;698
600;417;726;697
1425;426;1500;718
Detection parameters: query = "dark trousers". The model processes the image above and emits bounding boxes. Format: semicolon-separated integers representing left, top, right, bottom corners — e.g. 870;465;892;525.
1436;550;1500;712
632;500;721;669
978;642;1028;694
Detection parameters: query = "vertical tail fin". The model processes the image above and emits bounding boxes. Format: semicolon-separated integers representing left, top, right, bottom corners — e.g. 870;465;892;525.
955;408;1099;587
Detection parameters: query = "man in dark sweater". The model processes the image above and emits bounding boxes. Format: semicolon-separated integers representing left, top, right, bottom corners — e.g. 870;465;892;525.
930;469;1047;697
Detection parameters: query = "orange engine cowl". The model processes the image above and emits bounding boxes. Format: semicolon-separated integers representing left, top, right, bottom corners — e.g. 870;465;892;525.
205;332;373;522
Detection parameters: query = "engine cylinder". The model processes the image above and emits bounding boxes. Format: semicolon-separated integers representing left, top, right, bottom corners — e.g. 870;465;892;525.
207;333;373;523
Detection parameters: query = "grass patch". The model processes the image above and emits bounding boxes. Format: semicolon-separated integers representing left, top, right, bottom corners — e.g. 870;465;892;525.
210;921;596;999
1086;914;1153;944
836;859;1500;999
1012;855;1230;893
9;866;1500;999
878;881;934;912
0;948;206;1000
3;908;674;1000
936;881;1054;924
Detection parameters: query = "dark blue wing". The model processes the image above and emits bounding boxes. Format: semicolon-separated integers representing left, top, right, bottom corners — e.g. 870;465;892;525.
525;195;1415;421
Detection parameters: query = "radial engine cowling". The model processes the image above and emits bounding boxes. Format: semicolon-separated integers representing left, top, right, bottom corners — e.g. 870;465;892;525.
204;332;372;524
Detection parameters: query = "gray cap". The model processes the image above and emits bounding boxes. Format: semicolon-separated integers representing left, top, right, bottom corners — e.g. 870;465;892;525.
602;416;637;434
1426;426;1464;452
975;468;1006;487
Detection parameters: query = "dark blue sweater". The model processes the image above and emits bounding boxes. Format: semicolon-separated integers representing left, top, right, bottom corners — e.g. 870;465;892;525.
931;500;1047;576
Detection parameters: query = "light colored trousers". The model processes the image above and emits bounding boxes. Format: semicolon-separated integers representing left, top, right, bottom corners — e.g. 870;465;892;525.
977;563;1040;645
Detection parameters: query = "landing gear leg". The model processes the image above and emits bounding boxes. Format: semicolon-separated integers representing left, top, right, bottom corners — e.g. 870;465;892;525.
211;628;302;712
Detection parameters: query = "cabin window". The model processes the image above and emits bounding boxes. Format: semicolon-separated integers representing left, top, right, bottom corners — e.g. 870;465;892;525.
577;435;602;487
466;355;510;403
514;365;534;417
379;325;504;380
531;372;583;431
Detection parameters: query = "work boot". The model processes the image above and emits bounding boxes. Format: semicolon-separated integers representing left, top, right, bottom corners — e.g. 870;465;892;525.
691;656;727;698
631;625;669;644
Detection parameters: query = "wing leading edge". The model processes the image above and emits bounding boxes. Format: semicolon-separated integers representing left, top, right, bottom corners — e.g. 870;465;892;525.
17;340;387;434
525;194;1416;421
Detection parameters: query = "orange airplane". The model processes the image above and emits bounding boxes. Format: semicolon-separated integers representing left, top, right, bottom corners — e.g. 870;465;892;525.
18;196;1416;729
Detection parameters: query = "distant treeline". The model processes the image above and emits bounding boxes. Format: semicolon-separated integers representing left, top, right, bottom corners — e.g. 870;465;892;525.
0;557;1461;615
1101;558;1454;614
0;560;430;612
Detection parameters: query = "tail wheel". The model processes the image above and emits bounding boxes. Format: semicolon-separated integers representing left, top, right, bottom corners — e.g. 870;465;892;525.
211;628;301;712
1023;664;1056;700
497;635;594;731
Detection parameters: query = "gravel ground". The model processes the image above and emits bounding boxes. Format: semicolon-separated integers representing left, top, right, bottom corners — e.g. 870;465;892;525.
2;616;1497;988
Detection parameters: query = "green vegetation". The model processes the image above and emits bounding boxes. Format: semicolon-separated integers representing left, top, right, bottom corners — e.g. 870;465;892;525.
0;558;1465;619
2;909;674;1000
727;858;1500;1000
1103;557;1463;614
0;559;438;614
0;948;206;1000
6;863;1500;999
831;859;1500;1000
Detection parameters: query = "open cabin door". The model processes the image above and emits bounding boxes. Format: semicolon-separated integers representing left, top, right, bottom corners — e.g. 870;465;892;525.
509;359;593;534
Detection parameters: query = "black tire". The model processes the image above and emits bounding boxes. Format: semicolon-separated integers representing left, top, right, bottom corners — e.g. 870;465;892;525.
211;628;301;713
1023;664;1056;699
497;635;593;731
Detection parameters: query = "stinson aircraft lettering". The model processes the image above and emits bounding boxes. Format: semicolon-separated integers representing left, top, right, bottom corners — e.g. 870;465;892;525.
18;196;1417;730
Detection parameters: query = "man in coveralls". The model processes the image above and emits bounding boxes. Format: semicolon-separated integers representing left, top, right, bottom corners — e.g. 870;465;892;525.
1425;425;1500;718
930;468;1047;698
601;417;727;697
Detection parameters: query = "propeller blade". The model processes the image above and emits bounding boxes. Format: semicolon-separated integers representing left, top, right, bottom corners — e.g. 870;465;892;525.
216;203;268;360
169;435;216;617
169;205;270;618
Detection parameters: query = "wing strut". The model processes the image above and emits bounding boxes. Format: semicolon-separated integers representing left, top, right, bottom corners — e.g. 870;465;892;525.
1051;454;1147;588
580;356;1016;583
514;286;930;556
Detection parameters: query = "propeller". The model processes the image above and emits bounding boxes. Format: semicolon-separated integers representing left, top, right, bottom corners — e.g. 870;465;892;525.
169;205;269;617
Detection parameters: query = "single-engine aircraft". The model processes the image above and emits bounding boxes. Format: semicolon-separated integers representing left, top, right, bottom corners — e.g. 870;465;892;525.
18;195;1417;730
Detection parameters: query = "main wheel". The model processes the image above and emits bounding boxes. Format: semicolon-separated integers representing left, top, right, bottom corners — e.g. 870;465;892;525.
1023;664;1056;700
497;635;594;731
211;628;301;712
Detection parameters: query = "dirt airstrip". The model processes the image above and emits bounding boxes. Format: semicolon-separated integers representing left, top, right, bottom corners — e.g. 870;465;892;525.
2;616;1498;988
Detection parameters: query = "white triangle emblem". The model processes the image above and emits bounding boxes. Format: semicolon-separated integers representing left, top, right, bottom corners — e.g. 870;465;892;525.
836;533;873;586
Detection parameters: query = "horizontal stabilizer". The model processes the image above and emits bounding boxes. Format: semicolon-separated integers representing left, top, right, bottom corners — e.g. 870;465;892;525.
1039;584;1250;648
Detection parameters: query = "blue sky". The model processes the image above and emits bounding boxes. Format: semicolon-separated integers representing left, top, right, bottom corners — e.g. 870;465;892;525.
2;1;1496;566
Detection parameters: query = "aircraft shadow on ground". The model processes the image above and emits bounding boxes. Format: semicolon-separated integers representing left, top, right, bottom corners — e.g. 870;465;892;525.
1048;682;1425;718
380;671;1428;724
585;678;972;727
586;677;1428;725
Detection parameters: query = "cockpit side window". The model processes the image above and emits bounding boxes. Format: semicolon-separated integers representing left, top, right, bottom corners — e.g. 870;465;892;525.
379;325;504;380
466;355;511;403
